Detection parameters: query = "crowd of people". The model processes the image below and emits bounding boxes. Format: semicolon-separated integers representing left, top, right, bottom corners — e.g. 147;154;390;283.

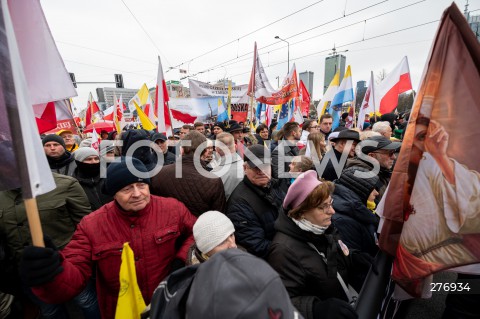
0;110;470;319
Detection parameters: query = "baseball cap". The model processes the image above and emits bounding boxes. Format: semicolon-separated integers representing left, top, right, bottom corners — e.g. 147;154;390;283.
151;132;167;142
244;144;270;169
360;135;401;154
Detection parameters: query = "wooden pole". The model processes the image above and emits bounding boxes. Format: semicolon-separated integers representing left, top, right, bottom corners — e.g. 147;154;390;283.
24;198;44;247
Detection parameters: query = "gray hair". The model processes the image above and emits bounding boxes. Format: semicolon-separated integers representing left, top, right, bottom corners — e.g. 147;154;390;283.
372;121;391;134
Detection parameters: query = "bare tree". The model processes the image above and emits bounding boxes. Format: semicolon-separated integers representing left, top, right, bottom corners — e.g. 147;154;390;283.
376;69;388;84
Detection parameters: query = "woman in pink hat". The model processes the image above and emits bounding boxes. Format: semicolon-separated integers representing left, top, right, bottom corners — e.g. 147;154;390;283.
268;170;375;319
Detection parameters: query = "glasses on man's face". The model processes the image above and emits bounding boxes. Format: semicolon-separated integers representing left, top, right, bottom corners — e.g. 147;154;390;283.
318;199;334;211
374;150;396;157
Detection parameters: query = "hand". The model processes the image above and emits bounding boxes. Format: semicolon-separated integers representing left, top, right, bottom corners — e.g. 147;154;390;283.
313;298;358;319
351;252;379;275
20;236;63;286
425;120;449;160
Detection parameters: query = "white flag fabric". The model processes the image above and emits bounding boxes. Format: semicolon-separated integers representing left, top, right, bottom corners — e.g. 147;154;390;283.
2;0;55;197
8;0;77;104
357;71;376;130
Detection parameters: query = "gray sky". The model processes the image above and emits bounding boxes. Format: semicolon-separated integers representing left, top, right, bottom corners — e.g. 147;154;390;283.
40;0;475;112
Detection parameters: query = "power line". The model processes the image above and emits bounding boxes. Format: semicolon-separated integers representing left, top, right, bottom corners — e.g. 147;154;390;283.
169;0;326;71
226;19;438;79
120;0;171;65
183;0;425;80
64;59;154;77
57;41;156;65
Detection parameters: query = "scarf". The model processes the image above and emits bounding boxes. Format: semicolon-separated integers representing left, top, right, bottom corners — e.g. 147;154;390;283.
291;217;329;235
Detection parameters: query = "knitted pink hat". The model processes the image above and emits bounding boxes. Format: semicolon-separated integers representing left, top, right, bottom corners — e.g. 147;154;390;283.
283;170;321;210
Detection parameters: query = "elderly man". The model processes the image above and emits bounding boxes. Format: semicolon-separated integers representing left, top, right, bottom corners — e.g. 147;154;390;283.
20;158;197;319
42;134;77;176
345;135;401;202
57;129;78;153
372;121;393;139
321;129;360;181
226;145;286;258
211;132;244;200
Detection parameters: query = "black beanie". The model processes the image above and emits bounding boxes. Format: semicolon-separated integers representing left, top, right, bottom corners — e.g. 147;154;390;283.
337;166;379;203
102;157;151;196
42;134;66;149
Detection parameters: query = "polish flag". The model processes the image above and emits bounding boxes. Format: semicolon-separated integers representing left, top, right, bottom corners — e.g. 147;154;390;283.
143;93;156;124
155;56;172;135
91;128;99;152
376;56;413;114
357;71;376;130
85;92;100;126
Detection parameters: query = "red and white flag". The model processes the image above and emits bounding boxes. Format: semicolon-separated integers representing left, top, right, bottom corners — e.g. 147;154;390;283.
376;56;413;114
91;127;99;152
85;92;100;126
155;56;172;135
247;42;275;99
357;71;376;130
143;93;156;125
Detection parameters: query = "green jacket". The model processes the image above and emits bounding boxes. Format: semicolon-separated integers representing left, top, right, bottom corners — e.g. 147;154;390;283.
0;173;91;266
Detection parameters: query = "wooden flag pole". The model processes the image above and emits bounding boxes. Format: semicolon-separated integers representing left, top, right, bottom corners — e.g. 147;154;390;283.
24;198;45;247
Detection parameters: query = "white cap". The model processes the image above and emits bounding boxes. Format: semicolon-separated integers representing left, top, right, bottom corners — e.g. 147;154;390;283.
328;131;340;141
193;211;235;254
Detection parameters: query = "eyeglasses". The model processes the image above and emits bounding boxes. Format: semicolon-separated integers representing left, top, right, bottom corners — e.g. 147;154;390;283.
318;199;334;211
373;150;396;157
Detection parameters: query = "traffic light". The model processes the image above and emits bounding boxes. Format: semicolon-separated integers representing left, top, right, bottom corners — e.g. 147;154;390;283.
69;72;77;88
115;74;124;88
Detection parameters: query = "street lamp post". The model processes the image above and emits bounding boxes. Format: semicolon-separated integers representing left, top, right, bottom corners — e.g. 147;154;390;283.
275;36;289;74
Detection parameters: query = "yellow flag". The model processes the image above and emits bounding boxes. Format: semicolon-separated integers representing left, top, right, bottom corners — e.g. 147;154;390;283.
115;243;146;319
134;101;155;131
227;81;232;119
136;84;150;106
273;104;282;113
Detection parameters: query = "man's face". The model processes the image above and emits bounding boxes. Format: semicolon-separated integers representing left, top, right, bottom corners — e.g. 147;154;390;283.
44;141;65;158
195;126;205;134
244;163;271;187
201;146;214;162
370;149;396;170
382;126;393;139
335;139;358;158
179;128;190;139
83;155;100;164
213;126;223;135
114;182;151;212
293;126;302;140
60;133;75;147
259;128;269;140
155;139;168;153
232;130;243;141
320;118;333;133
101;133;109;139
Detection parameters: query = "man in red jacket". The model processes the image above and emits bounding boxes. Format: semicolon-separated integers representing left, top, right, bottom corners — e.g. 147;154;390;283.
20;157;197;319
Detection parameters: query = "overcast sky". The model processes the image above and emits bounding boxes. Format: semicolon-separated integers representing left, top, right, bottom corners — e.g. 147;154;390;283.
40;0;475;112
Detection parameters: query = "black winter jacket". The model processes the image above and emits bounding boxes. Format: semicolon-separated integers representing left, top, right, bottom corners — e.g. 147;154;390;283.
72;169;113;211
268;210;352;319
331;183;379;257
226;177;285;258
270;140;299;179
321;148;349;181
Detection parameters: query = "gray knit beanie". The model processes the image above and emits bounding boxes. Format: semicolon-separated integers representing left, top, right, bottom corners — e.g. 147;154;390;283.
193;211;235;254
74;147;98;162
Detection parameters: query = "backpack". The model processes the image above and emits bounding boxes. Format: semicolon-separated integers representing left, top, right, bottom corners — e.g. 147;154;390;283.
143;264;199;319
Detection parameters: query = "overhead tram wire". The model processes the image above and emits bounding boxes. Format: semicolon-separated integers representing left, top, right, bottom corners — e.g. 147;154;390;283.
168;0;326;71
183;0;426;80
226;18;441;79
57;41;157;65
120;0;172;66
64;59;155;77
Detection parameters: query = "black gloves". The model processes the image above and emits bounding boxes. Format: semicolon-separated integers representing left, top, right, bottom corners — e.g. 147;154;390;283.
351;252;379;275
20;236;63;286
313;298;358;319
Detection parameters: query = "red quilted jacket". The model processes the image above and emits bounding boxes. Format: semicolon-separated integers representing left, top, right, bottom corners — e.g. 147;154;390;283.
32;195;197;319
